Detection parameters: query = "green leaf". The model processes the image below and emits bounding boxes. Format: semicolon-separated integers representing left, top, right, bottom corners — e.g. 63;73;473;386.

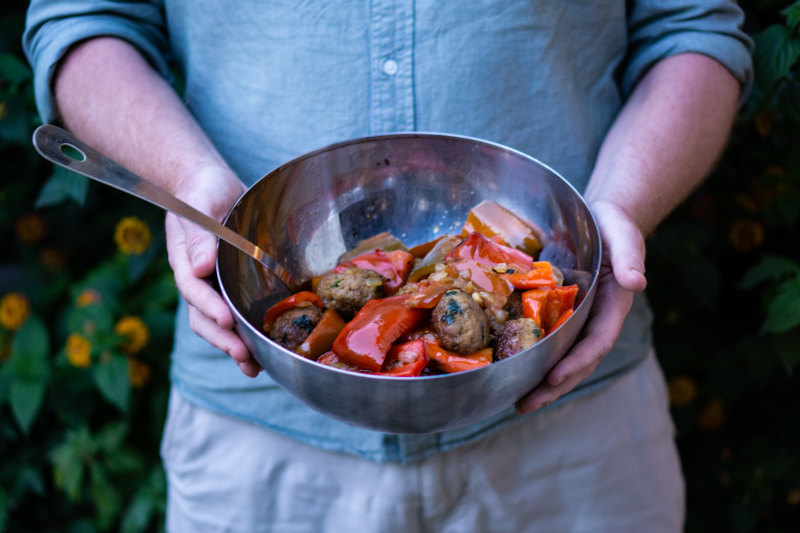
92;355;131;412
34;165;90;208
773;328;800;376
0;94;30;144
89;462;120;529
9;316;49;375
761;277;800;334
738;255;799;289
0;53;31;85
782;0;800;33
753;25;800;94
9;381;45;433
50;427;93;501
95;421;128;452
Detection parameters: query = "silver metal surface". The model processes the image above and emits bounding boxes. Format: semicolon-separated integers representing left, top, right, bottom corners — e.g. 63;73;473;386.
217;133;602;434
31;124;296;295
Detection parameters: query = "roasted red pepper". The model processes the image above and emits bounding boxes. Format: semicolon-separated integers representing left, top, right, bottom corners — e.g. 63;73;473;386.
263;291;324;334
332;295;427;372
445;232;533;274
335;249;415;294
521;284;578;334
501;261;558;290
426;344;493;374
380;339;429;376
295;309;347;360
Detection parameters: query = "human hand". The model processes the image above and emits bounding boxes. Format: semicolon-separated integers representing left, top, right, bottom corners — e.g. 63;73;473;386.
165;168;262;377
515;200;647;414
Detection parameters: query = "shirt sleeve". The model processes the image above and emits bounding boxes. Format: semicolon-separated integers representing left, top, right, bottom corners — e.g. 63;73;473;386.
622;0;754;100
22;0;171;124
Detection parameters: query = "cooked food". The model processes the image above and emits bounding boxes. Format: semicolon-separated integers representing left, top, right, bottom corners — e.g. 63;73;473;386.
269;305;324;350
262;201;579;377
432;289;490;354
316;267;385;317
495;318;542;361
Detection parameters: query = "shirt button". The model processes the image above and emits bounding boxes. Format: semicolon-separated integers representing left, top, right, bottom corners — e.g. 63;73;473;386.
382;59;399;76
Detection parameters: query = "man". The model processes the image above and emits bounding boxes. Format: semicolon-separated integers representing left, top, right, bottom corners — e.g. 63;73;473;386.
25;1;752;531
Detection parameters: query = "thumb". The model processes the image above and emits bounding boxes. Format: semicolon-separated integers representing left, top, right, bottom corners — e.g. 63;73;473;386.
593;201;647;292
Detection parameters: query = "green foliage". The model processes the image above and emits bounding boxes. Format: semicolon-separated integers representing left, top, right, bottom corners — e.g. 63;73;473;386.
1;0;800;532
645;1;800;531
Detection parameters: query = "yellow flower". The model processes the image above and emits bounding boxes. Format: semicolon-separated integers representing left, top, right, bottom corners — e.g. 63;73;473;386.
787;488;800;507
0;292;31;331
728;219;764;253
667;375;697;407
76;289;102;308
0;101;7;121
66;333;92;368
40;247;67;270
696;399;726;431
114;316;150;354
16;213;46;244
128;359;151;388
114;216;152;255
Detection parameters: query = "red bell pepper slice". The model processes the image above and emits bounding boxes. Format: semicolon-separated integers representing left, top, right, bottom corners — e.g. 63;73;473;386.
335;249;415;295
332;295;427;372
549;308;574;333
445;232;533;274
521;284;578;334
501;261;558;290
426;344;493;373
445;259;514;302
263;291;324;334
380;339;429;376
295;309;347;360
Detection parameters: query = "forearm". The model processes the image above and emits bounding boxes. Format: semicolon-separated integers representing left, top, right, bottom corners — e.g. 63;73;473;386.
54;36;232;196
584;53;741;235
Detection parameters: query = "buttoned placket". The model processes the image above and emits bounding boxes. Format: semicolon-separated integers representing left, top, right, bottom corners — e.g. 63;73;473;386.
368;0;416;135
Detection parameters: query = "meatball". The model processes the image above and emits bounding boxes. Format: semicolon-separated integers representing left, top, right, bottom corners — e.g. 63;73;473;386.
270;305;324;350
495;318;543;361
316;267;384;317
503;290;523;319
432;289;490;354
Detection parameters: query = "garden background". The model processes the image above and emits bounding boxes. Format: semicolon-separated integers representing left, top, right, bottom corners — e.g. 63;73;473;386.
2;1;800;531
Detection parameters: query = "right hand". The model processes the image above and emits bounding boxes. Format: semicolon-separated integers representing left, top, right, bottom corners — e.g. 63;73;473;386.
165;167;262;377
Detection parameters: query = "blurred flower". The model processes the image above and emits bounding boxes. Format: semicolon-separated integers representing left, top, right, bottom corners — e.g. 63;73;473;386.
0;101;7;121
720;446;733;461
787;489;800;507
76;289;102;308
0;292;31;331
128;359;151;388
115;316;150;354
696;399;727;431
16;213;46;244
667;375;698;407
66;333;91;368
114;216;152;255
728;219;764;253
755;109;773;137
760;165;785;180
40;247;67;270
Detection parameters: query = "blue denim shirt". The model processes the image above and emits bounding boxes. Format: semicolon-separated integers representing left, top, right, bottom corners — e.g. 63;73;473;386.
25;0;752;463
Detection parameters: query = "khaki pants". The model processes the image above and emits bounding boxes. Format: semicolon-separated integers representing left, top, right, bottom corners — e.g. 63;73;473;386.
161;351;684;533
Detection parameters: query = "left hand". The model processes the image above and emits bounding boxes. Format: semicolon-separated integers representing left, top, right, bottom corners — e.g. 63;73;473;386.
515;200;648;414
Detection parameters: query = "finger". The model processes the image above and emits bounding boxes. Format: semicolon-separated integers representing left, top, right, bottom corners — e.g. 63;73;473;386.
187;305;261;377
166;213;235;328
516;357;602;414
515;279;634;414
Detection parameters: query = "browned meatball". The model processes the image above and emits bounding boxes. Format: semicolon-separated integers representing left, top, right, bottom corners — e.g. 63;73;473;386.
495;318;543;361
316;267;384;317
432;289;490;354
270;306;324;350
503;290;523;319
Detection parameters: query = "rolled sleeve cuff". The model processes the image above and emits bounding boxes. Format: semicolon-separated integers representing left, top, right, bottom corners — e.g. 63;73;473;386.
24;16;171;124
622;30;754;104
